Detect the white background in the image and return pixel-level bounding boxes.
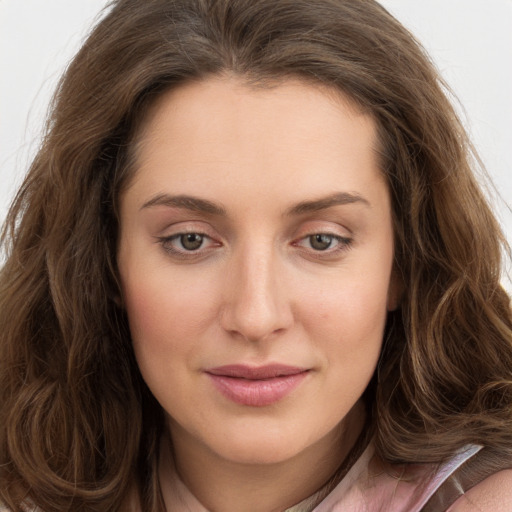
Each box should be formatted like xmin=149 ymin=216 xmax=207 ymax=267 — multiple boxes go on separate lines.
xmin=1 ymin=1 xmax=511 ymax=285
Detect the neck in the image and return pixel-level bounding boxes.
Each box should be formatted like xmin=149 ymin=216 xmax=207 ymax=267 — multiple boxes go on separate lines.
xmin=159 ymin=402 xmax=366 ymax=512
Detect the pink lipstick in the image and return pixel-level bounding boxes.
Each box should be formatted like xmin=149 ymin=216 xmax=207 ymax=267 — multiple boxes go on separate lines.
xmin=206 ymin=364 xmax=309 ymax=407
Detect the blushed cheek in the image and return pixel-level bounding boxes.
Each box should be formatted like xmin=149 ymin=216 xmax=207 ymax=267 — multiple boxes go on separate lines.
xmin=122 ymin=276 xmax=175 ymax=351
xmin=122 ymin=272 xmax=215 ymax=355
xmin=122 ymin=280 xmax=184 ymax=393
xmin=300 ymin=278 xmax=389 ymax=353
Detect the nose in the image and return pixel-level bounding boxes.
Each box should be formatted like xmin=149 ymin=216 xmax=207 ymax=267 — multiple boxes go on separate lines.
xmin=220 ymin=244 xmax=293 ymax=343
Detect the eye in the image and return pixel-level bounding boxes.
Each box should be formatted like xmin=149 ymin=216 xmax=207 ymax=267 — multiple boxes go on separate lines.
xmin=156 ymin=231 xmax=220 ymax=258
xmin=294 ymin=233 xmax=353 ymax=254
xmin=309 ymin=234 xmax=337 ymax=251
xmin=178 ymin=233 xmax=205 ymax=251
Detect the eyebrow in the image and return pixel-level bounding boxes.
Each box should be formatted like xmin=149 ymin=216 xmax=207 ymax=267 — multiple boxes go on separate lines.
xmin=140 ymin=191 xmax=370 ymax=216
xmin=140 ymin=194 xmax=226 ymax=215
xmin=286 ymin=192 xmax=371 ymax=215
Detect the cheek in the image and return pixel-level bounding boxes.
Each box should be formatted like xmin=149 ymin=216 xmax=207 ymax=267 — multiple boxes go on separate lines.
xmin=314 ymin=284 xmax=387 ymax=406
xmin=301 ymin=272 xmax=389 ymax=334
xmin=124 ymin=282 xmax=171 ymax=346
xmin=120 ymin=264 xmax=225 ymax=396
xmin=121 ymin=273 xmax=206 ymax=409
xmin=122 ymin=276 xmax=190 ymax=381
xmin=122 ymin=266 xmax=212 ymax=345
xmin=295 ymin=265 xmax=391 ymax=373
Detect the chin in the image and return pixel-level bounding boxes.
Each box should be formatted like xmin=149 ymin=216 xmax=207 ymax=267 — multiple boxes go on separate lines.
xmin=207 ymin=424 xmax=320 ymax=466
xmin=217 ymin=440 xmax=302 ymax=466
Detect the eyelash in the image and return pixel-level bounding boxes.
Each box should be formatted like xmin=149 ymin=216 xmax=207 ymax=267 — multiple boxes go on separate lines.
xmin=156 ymin=232 xmax=218 ymax=259
xmin=293 ymin=233 xmax=353 ymax=255
xmin=156 ymin=231 xmax=353 ymax=260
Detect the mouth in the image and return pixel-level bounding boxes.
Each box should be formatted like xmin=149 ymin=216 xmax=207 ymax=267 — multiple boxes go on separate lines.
xmin=205 ymin=364 xmax=310 ymax=407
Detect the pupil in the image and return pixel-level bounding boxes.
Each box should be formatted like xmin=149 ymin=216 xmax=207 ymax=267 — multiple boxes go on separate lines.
xmin=310 ymin=234 xmax=333 ymax=251
xmin=181 ymin=233 xmax=203 ymax=250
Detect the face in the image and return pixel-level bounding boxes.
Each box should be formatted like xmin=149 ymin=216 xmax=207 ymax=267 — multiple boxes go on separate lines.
xmin=118 ymin=77 xmax=397 ymax=467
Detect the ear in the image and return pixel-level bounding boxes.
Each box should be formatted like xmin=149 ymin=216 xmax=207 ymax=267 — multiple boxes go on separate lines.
xmin=386 ymin=269 xmax=403 ymax=311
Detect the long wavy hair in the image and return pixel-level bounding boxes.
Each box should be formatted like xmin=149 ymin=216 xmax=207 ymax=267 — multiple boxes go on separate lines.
xmin=1 ymin=0 xmax=511 ymax=510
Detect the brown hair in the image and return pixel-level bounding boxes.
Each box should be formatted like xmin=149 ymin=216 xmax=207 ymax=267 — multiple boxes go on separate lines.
xmin=1 ymin=0 xmax=511 ymax=510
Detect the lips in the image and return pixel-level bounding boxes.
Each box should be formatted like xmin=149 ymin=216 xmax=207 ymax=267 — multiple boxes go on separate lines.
xmin=205 ymin=364 xmax=309 ymax=407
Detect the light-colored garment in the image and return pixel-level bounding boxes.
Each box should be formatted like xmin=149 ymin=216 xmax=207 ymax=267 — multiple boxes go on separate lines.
xmin=0 ymin=442 xmax=481 ymax=511
xmin=300 ymin=442 xmax=481 ymax=512
xmin=162 ymin=441 xmax=481 ymax=511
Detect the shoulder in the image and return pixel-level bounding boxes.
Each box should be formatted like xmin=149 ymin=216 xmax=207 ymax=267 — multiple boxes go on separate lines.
xmin=447 ymin=469 xmax=512 ymax=511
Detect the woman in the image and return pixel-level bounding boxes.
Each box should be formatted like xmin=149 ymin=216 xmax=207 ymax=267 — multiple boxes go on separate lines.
xmin=1 ymin=0 xmax=511 ymax=510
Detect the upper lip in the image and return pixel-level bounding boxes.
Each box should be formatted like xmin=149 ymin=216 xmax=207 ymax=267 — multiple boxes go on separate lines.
xmin=206 ymin=364 xmax=309 ymax=380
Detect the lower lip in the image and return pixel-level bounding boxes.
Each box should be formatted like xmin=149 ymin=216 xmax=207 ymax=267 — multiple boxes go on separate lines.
xmin=207 ymin=372 xmax=308 ymax=407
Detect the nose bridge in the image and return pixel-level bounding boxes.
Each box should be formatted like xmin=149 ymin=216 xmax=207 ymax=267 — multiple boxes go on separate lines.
xmin=221 ymin=239 xmax=291 ymax=341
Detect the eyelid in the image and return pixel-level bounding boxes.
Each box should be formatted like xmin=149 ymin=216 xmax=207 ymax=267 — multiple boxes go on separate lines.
xmin=154 ymin=220 xmax=219 ymax=240
xmin=293 ymin=233 xmax=353 ymax=250
xmin=290 ymin=219 xmax=355 ymax=259
xmin=154 ymin=222 xmax=223 ymax=259
xmin=291 ymin=219 xmax=352 ymax=240
xmin=156 ymin=232 xmax=222 ymax=260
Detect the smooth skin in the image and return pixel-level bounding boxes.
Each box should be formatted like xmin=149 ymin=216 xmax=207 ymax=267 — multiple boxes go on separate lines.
xmin=117 ymin=76 xmax=402 ymax=511
xmin=117 ymin=76 xmax=397 ymax=511
xmin=448 ymin=470 xmax=512 ymax=511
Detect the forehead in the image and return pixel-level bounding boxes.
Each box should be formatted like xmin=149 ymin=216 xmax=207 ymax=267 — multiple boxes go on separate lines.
xmin=131 ymin=76 xmax=376 ymax=161
xmin=122 ymin=76 xmax=386 ymax=213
